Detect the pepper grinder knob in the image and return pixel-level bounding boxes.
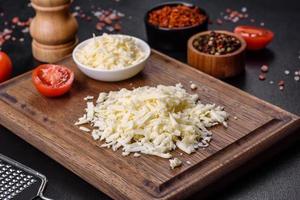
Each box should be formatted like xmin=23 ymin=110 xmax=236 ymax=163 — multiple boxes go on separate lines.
xmin=30 ymin=0 xmax=78 ymax=63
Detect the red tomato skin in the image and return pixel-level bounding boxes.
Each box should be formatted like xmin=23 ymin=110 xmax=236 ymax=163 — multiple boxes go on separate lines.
xmin=32 ymin=64 xmax=74 ymax=97
xmin=0 ymin=52 xmax=13 ymax=83
xmin=234 ymin=26 xmax=274 ymax=50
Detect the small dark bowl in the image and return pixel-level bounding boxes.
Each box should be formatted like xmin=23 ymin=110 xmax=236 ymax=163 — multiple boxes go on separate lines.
xmin=144 ymin=2 xmax=209 ymax=51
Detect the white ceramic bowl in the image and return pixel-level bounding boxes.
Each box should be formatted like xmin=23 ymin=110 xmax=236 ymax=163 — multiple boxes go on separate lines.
xmin=72 ymin=34 xmax=151 ymax=82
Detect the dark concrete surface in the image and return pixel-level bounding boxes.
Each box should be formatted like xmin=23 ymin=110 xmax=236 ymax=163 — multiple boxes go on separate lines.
xmin=0 ymin=0 xmax=299 ymax=199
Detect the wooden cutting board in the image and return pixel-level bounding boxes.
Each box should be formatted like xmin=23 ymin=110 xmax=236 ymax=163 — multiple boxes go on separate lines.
xmin=0 ymin=50 xmax=299 ymax=200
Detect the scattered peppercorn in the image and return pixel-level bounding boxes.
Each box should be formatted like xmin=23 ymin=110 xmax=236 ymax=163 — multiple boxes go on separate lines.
xmin=261 ymin=64 xmax=269 ymax=72
xmin=216 ymin=18 xmax=223 ymax=25
xmin=279 ymin=86 xmax=284 ymax=91
xmin=278 ymin=80 xmax=285 ymax=86
xmin=12 ymin=17 xmax=19 ymax=24
xmin=113 ymin=23 xmax=122 ymax=31
xmin=80 ymin=13 xmax=86 ymax=19
xmin=259 ymin=74 xmax=266 ymax=80
xmin=96 ymin=22 xmax=105 ymax=31
xmin=216 ymin=6 xmax=259 ymax=25
xmin=85 ymin=16 xmax=92 ymax=21
xmin=104 ymin=17 xmax=113 ymax=25
xmin=284 ymin=70 xmax=290 ymax=75
xmin=73 ymin=6 xmax=125 ymax=33
xmin=192 ymin=31 xmax=241 ymax=55
xmin=148 ymin=5 xmax=207 ymax=29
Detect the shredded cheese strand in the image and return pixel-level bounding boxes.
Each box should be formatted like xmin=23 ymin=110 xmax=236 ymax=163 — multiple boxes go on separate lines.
xmin=76 ymin=84 xmax=229 ymax=159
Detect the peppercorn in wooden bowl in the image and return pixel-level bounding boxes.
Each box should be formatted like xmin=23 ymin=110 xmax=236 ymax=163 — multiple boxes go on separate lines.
xmin=144 ymin=2 xmax=209 ymax=51
xmin=188 ymin=30 xmax=247 ymax=78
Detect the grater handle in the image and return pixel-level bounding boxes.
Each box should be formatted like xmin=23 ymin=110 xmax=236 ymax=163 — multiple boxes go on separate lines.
xmin=39 ymin=194 xmax=54 ymax=200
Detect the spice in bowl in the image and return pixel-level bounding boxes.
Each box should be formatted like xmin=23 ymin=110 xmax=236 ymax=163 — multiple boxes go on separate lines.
xmin=148 ymin=5 xmax=207 ymax=29
xmin=192 ymin=31 xmax=241 ymax=55
xmin=188 ymin=31 xmax=246 ymax=78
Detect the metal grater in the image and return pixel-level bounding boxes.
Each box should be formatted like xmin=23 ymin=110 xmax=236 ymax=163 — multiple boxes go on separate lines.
xmin=0 ymin=154 xmax=52 ymax=200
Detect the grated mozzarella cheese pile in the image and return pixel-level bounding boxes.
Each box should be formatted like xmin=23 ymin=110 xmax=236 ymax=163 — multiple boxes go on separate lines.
xmin=75 ymin=84 xmax=228 ymax=161
xmin=76 ymin=33 xmax=145 ymax=70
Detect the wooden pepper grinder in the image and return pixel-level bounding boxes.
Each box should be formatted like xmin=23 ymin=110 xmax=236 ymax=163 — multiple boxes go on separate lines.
xmin=30 ymin=0 xmax=78 ymax=63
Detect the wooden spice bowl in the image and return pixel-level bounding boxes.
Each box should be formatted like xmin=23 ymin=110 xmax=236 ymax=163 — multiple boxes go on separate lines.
xmin=187 ymin=30 xmax=247 ymax=78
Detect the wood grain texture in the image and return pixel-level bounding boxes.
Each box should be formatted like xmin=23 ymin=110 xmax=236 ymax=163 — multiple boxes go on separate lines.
xmin=0 ymin=50 xmax=299 ymax=200
xmin=187 ymin=31 xmax=246 ymax=78
xmin=30 ymin=0 xmax=78 ymax=62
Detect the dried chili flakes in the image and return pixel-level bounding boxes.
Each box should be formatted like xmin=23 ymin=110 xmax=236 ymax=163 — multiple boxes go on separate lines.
xmin=148 ymin=5 xmax=207 ymax=29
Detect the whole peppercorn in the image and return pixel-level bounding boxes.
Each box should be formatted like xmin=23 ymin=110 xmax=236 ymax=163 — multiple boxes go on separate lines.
xmin=192 ymin=31 xmax=241 ymax=55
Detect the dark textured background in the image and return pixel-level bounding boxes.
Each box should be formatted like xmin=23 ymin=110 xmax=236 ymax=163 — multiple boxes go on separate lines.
xmin=0 ymin=0 xmax=299 ymax=199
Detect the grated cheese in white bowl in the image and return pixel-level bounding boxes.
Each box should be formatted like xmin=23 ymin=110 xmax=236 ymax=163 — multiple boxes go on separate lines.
xmin=75 ymin=84 xmax=229 ymax=169
xmin=73 ymin=34 xmax=151 ymax=82
xmin=75 ymin=33 xmax=145 ymax=70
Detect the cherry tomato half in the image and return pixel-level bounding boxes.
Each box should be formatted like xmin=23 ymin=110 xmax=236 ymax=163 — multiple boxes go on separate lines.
xmin=234 ymin=26 xmax=274 ymax=50
xmin=32 ymin=64 xmax=74 ymax=97
xmin=0 ymin=51 xmax=13 ymax=83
